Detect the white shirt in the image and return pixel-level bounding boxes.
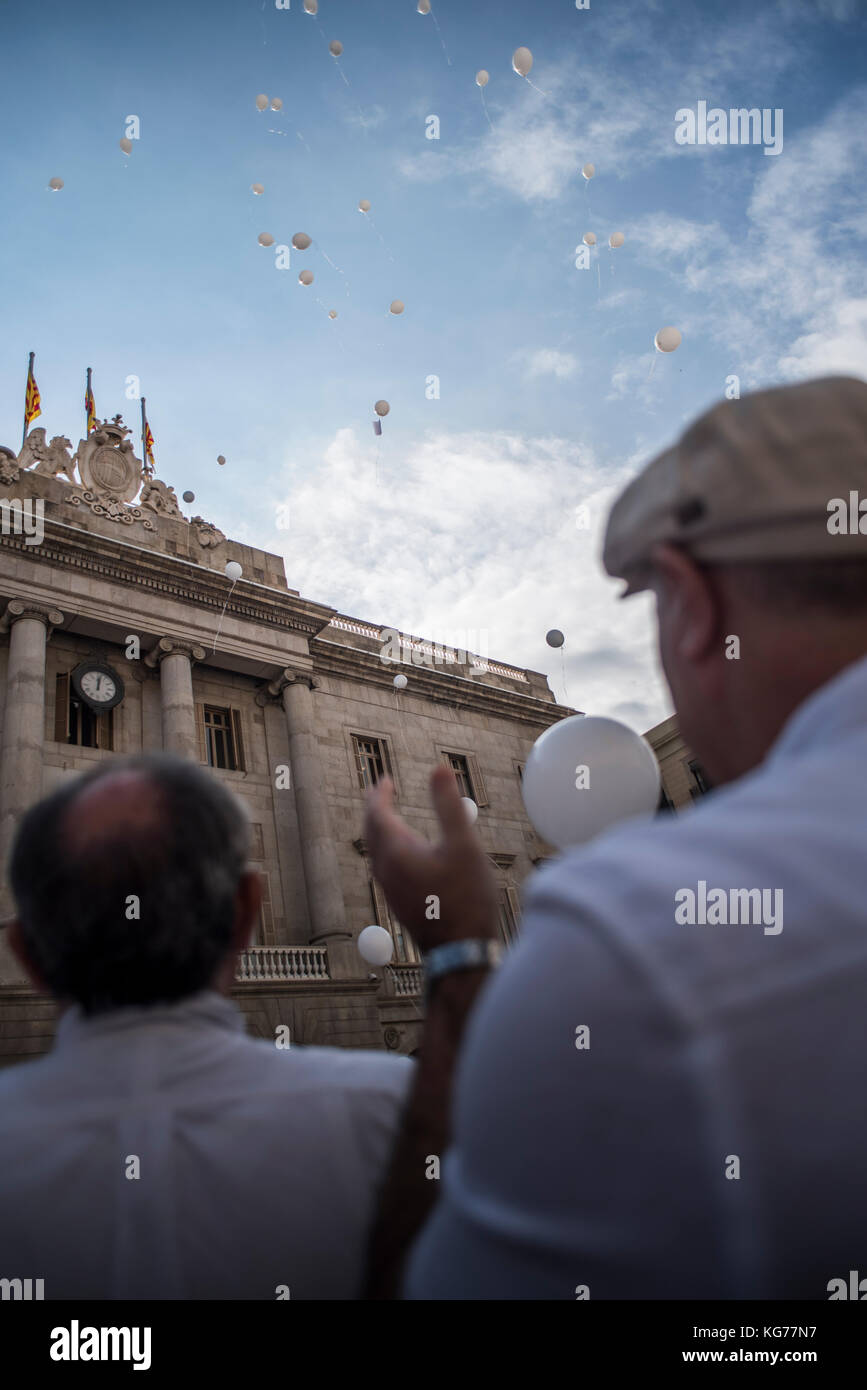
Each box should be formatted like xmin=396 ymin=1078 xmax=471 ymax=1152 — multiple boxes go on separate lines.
xmin=0 ymin=991 xmax=411 ymax=1299
xmin=407 ymin=654 xmax=867 ymax=1300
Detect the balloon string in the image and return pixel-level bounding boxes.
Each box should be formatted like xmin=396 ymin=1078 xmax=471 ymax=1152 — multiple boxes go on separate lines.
xmin=560 ymin=647 xmax=570 ymax=705
xmin=430 ymin=10 xmax=452 ymax=66
xmin=213 ymin=579 xmax=238 ymax=654
xmin=374 ymin=436 xmax=381 ymax=488
xmin=296 ymin=130 xmax=312 ymax=154
xmin=648 ymin=355 xmax=657 ymax=380
xmin=523 ymin=76 xmax=549 ymax=98
xmin=363 ymin=213 xmax=396 ymax=263
xmin=480 ymin=88 xmax=494 ymax=132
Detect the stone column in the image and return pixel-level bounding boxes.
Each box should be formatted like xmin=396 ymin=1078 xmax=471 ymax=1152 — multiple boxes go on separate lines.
xmin=145 ymin=638 xmax=206 ymax=760
xmin=0 ymin=601 xmax=64 ymax=979
xmin=264 ymin=668 xmax=349 ymax=951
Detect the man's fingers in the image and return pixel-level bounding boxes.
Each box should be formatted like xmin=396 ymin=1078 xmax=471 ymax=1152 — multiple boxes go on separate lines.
xmin=430 ymin=764 xmax=474 ymax=845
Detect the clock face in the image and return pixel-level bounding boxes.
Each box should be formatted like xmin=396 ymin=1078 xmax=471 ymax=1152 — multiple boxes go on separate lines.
xmin=80 ymin=670 xmax=117 ymax=703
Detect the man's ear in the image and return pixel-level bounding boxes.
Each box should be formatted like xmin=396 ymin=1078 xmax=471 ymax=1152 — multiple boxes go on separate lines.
xmin=232 ymin=870 xmax=262 ymax=952
xmin=650 ymin=543 xmax=719 ymax=663
xmin=4 ymin=919 xmax=50 ymax=993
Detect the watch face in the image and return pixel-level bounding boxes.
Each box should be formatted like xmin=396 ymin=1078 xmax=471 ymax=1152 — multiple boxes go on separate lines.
xmin=80 ymin=670 xmax=117 ymax=704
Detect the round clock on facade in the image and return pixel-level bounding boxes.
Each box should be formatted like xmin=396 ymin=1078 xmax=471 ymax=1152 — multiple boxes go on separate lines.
xmin=70 ymin=661 xmax=125 ymax=712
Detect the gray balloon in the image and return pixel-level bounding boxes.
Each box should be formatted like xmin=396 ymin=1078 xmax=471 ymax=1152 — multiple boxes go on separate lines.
xmin=182 ymin=491 xmax=195 ymax=503
xmin=546 ymin=629 xmax=565 ymax=648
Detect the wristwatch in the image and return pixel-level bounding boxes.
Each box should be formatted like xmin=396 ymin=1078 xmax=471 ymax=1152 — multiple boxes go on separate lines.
xmin=423 ymin=939 xmax=504 ymax=1004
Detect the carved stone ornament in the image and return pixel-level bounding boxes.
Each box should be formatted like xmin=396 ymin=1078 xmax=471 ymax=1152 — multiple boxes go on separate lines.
xmin=140 ymin=478 xmax=183 ymax=519
xmin=0 ymin=448 xmax=20 ymax=485
xmin=74 ymin=417 xmax=142 ymax=503
xmin=66 ymin=488 xmax=155 ymax=530
xmin=190 ymin=515 xmax=226 ymax=548
xmin=17 ymin=428 xmax=77 ymax=483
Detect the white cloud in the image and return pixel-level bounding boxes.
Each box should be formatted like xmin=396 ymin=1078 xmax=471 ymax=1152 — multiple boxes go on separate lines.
xmin=266 ymin=427 xmax=671 ymax=733
xmin=521 ymin=348 xmax=580 ymax=380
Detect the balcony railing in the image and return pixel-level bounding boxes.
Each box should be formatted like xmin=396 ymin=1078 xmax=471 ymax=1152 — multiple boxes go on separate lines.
xmin=388 ymin=964 xmax=424 ymax=997
xmin=236 ymin=946 xmax=329 ymax=983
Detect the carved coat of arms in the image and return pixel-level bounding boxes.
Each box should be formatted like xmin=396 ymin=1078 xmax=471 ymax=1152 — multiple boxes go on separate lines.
xmin=74 ymin=417 xmax=143 ymax=503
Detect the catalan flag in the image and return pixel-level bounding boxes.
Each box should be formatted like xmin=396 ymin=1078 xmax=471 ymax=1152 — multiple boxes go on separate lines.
xmin=24 ymin=354 xmax=41 ymax=429
xmin=85 ymin=368 xmax=96 ymax=434
xmin=144 ymin=419 xmax=155 ymax=472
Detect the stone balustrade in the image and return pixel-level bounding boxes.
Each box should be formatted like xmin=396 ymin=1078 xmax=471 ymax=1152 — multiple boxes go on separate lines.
xmin=236 ymin=946 xmax=329 ymax=983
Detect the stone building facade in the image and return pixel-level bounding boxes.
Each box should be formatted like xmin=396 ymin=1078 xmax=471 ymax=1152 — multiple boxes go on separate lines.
xmin=644 ymin=714 xmax=711 ymax=810
xmin=0 ymin=417 xmax=571 ymax=1067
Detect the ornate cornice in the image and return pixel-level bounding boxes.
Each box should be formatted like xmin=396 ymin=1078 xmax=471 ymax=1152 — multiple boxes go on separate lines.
xmin=0 ymin=521 xmax=336 ymax=640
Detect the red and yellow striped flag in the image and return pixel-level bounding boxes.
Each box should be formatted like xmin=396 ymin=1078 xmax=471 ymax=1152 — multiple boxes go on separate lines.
xmin=85 ymin=377 xmax=96 ymax=434
xmin=24 ymin=361 xmax=41 ymax=428
xmin=144 ymin=419 xmax=155 ymax=472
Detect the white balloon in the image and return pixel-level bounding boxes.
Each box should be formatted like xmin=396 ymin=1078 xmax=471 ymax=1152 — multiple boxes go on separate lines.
xmin=583 ymin=232 xmax=597 ymax=247
xmin=292 ymin=232 xmax=312 ymax=250
xmin=225 ymin=561 xmax=243 ymax=582
xmin=521 ymin=715 xmax=660 ymax=849
xmin=304 ymin=0 xmax=318 ymax=13
xmin=258 ymin=232 xmax=274 ymax=247
xmin=417 ymin=0 xmax=431 ymax=12
xmin=389 ymin=300 xmax=405 ymax=315
xmin=512 ymin=47 xmax=533 ymax=77
xmin=255 ymin=94 xmax=269 ymax=111
xmin=328 ymin=310 xmax=338 ymax=319
xmin=217 ymin=455 xmax=226 ymax=465
xmin=119 ymin=137 xmax=132 ymax=155
xmin=374 ymin=400 xmax=390 ymax=417
xmin=270 ymin=97 xmax=283 ymax=112
xmin=251 ymin=182 xmax=264 ymax=195
xmin=476 ymin=70 xmax=490 ymax=88
xmin=329 ymin=40 xmax=343 ymax=57
xmin=609 ymin=231 xmax=625 ymax=249
xmin=393 ymin=673 xmax=408 ymax=690
xmin=358 ymin=198 xmax=371 ymax=213
xmin=654 ymin=326 xmax=682 ymax=353
xmin=582 ymin=163 xmax=595 ymax=180
xmin=461 ymin=797 xmax=479 ymax=824
xmin=48 ymin=177 xmax=64 ymax=190
xmin=298 ymin=269 xmax=314 ymax=285
xmin=358 ymin=925 xmax=394 ymax=965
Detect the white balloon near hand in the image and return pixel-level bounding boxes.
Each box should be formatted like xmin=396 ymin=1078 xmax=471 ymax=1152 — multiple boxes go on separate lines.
xmin=521 ymin=715 xmax=660 ymax=849
xmin=461 ymin=797 xmax=479 ymax=825
xmin=225 ymin=561 xmax=243 ymax=582
xmin=358 ymin=925 xmax=394 ymax=965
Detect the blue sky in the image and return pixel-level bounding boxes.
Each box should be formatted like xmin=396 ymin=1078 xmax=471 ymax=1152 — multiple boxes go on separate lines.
xmin=2 ymin=0 xmax=866 ymax=731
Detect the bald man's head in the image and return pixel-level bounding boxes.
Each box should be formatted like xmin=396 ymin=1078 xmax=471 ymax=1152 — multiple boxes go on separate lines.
xmin=8 ymin=755 xmax=252 ymax=1014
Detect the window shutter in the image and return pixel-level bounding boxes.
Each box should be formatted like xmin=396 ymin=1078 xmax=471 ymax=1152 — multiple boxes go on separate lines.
xmin=195 ymin=702 xmax=207 ymax=763
xmin=505 ymin=886 xmax=522 ymax=931
xmin=370 ymin=877 xmax=390 ymax=930
xmin=468 ymin=753 xmax=489 ymax=806
xmin=231 ymin=708 xmax=246 ymax=772
xmin=54 ymin=672 xmax=70 ymax=743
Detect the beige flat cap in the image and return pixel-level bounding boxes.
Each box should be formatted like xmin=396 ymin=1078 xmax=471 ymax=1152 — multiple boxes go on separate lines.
xmin=603 ymin=375 xmax=867 ymax=596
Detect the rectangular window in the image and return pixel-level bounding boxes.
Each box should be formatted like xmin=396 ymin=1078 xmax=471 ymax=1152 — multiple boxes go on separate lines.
xmin=439 ymin=749 xmax=489 ymax=807
xmin=498 ymin=887 xmax=521 ymax=946
xmin=687 ymin=759 xmax=711 ymax=798
xmin=352 ymin=735 xmax=391 ymax=790
xmin=258 ymin=872 xmax=274 ymax=945
xmin=250 ymin=822 xmax=265 ymax=860
xmin=202 ymin=705 xmax=245 ymax=772
xmin=55 ymin=672 xmax=113 ymax=750
xmin=370 ymin=879 xmax=419 ymax=965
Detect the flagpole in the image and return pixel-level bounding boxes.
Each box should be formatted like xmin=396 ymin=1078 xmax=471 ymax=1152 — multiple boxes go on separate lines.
xmin=23 ymin=351 xmax=35 ymax=449
xmin=86 ymin=367 xmax=93 ymax=435
xmin=140 ymin=396 xmax=147 ymax=473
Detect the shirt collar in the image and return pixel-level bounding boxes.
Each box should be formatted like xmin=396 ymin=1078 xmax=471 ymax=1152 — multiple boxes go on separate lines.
xmin=769 ymin=652 xmax=867 ymax=765
xmin=55 ymin=989 xmax=245 ymax=1050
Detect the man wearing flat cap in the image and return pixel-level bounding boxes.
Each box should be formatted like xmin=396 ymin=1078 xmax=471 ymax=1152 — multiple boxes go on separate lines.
xmin=362 ymin=376 xmax=867 ymax=1300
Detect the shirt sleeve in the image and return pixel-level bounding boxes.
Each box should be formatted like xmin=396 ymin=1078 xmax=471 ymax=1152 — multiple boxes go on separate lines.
xmin=403 ymin=889 xmax=731 ymax=1300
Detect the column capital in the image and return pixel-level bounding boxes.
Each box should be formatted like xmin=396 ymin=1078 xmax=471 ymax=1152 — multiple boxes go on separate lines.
xmin=0 ymin=600 xmax=64 ymax=635
xmin=255 ymin=667 xmax=318 ymax=706
xmin=144 ymin=636 xmax=208 ymax=669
